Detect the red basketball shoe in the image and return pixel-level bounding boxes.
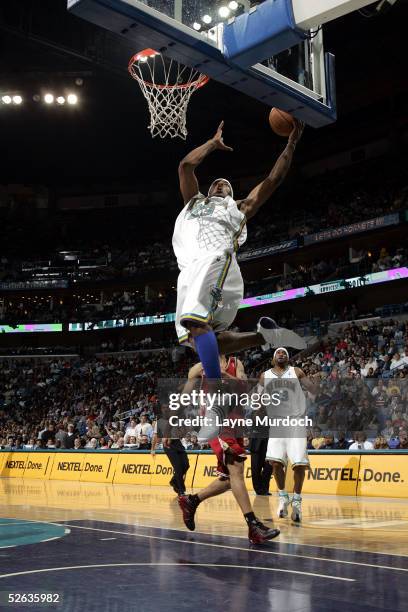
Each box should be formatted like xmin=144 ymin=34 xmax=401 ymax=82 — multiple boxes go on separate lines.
xmin=178 ymin=495 xmax=198 ymax=531
xmin=248 ymin=520 xmax=280 ymax=544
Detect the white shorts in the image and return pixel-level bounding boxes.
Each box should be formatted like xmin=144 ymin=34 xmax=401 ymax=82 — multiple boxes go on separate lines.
xmin=266 ymin=437 xmax=310 ymax=467
xmin=175 ymin=252 xmax=243 ymax=347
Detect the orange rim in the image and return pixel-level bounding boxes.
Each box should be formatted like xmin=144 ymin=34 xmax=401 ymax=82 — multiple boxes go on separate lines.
xmin=128 ymin=51 xmax=209 ymax=91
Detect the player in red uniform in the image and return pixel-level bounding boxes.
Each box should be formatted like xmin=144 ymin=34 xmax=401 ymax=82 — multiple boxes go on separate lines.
xmin=178 ymin=355 xmax=280 ymax=544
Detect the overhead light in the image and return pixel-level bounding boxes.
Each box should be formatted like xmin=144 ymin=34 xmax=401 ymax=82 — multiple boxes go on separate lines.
xmin=193 ymin=22 xmax=201 ymax=31
xmin=12 ymin=95 xmax=23 ymax=105
xmin=44 ymin=93 xmax=54 ymax=104
xmin=202 ymin=14 xmax=212 ymax=24
xmin=56 ymin=96 xmax=66 ymax=105
xmin=1 ymin=95 xmax=12 ymax=104
xmin=67 ymin=93 xmax=78 ymax=105
xmin=219 ymin=6 xmax=231 ymax=18
xmin=229 ymin=1 xmax=239 ymax=10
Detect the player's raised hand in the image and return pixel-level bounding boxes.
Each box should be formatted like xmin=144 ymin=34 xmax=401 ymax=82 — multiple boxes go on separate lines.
xmin=212 ymin=121 xmax=233 ymax=151
xmin=288 ymin=119 xmax=305 ymax=145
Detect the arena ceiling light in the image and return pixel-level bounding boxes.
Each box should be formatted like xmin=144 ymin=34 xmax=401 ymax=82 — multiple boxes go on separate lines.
xmin=202 ymin=14 xmax=212 ymax=24
xmin=44 ymin=93 xmax=54 ymax=104
xmin=67 ymin=93 xmax=78 ymax=105
xmin=1 ymin=95 xmax=12 ymax=104
xmin=193 ymin=22 xmax=201 ymax=30
xmin=12 ymin=95 xmax=23 ymax=105
xmin=218 ymin=6 xmax=231 ymax=18
xmin=229 ymin=1 xmax=239 ymax=9
xmin=56 ymin=96 xmax=66 ymax=105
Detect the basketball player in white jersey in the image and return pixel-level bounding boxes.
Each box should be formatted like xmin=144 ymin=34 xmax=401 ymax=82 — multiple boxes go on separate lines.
xmin=178 ymin=355 xmax=280 ymax=544
xmin=261 ymin=347 xmax=315 ymax=523
xmin=173 ymin=120 xmax=305 ymax=390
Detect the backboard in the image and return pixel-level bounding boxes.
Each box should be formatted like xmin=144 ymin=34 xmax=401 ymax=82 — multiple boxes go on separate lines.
xmin=68 ymin=0 xmax=336 ymax=127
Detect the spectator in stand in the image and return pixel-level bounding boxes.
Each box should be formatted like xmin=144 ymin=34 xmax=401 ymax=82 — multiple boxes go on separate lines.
xmin=348 ymin=432 xmax=374 ymax=450
xmin=373 ymin=436 xmax=389 ymax=449
xmin=181 ymin=432 xmax=192 ymax=449
xmin=86 ymin=419 xmax=101 ymax=440
xmin=388 ymin=436 xmax=400 ymax=449
xmin=55 ymin=423 xmax=68 ymax=449
xmin=73 ymin=437 xmax=83 ymax=450
xmin=85 ymin=437 xmax=99 ymax=449
xmin=311 ymin=426 xmax=326 ymax=449
xmin=99 ymin=437 xmax=111 ymax=449
xmin=138 ymin=435 xmax=151 ymax=450
xmin=398 ymin=431 xmax=408 ymax=449
xmin=23 ymin=437 xmax=36 ymax=450
xmin=124 ymin=436 xmax=138 ymax=449
xmin=135 ymin=414 xmax=153 ymax=442
xmin=320 ymin=432 xmax=337 ymax=449
xmin=124 ymin=418 xmax=138 ymax=443
xmin=381 ymin=419 xmax=394 ymax=438
xmin=335 ymin=431 xmax=349 ymax=449
xmin=66 ymin=424 xmax=76 ymax=449
xmin=391 ymin=353 xmax=408 ymax=371
xmin=392 ymin=409 xmax=407 ymax=429
xmin=41 ymin=423 xmax=56 ymax=445
xmin=187 ymin=435 xmax=201 ymax=450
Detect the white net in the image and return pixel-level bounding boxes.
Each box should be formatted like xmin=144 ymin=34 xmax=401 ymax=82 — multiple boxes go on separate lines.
xmin=128 ymin=50 xmax=209 ymax=140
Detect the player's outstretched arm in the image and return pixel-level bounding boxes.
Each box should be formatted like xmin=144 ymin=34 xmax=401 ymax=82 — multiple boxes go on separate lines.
xmin=178 ymin=121 xmax=233 ymax=204
xmin=238 ymin=120 xmax=304 ymax=219
xmin=182 ymin=362 xmax=204 ymax=394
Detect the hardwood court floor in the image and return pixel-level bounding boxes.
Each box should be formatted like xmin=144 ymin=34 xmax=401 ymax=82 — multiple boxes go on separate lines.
xmin=1 ymin=479 xmax=407 ymax=555
xmin=0 ymin=479 xmax=407 ymax=612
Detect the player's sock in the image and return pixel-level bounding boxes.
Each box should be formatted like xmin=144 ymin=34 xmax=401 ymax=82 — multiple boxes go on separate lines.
xmin=244 ymin=511 xmax=256 ymax=525
xmin=194 ymin=331 xmax=222 ymax=379
xmin=279 ymin=489 xmax=288 ymax=496
xmin=293 ymin=492 xmax=302 ymax=501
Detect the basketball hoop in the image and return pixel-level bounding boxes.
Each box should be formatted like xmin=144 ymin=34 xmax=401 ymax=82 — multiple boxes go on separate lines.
xmin=128 ymin=49 xmax=209 ymax=140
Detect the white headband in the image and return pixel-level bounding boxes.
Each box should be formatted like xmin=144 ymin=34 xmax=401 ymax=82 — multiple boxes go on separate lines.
xmin=273 ymin=347 xmax=289 ymax=360
xmin=208 ymin=178 xmax=234 ymax=199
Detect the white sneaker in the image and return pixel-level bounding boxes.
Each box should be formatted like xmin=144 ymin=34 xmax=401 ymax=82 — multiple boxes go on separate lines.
xmin=257 ymin=317 xmax=307 ymax=351
xmin=291 ymin=498 xmax=302 ymax=523
xmin=197 ymin=408 xmax=222 ymax=443
xmin=277 ymin=493 xmax=290 ymax=518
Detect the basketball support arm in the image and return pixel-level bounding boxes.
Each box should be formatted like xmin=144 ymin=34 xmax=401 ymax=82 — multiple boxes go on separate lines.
xmin=223 ymin=0 xmax=384 ymax=67
xmin=67 ymin=0 xmax=380 ymax=127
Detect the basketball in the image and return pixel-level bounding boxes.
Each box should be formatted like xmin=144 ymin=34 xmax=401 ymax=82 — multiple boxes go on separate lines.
xmin=269 ymin=107 xmax=294 ymax=137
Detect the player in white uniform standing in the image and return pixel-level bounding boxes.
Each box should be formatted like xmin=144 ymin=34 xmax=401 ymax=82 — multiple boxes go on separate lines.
xmin=173 ymin=121 xmax=305 ymax=389
xmin=261 ymin=348 xmax=315 ymax=523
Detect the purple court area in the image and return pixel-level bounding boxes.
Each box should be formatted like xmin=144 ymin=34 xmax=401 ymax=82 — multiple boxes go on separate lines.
xmin=0 ymin=517 xmax=407 ymax=612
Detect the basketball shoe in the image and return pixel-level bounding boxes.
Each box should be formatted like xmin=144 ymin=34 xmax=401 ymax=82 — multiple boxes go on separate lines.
xmin=178 ymin=495 xmax=198 ymax=531
xmin=277 ymin=492 xmax=290 ymax=518
xmin=257 ymin=316 xmax=307 ymax=350
xmin=248 ymin=520 xmax=280 ymax=544
xmin=291 ymin=497 xmax=302 ymax=523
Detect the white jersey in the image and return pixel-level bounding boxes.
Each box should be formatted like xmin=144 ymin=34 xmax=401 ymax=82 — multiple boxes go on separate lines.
xmin=172 ymin=193 xmax=247 ymax=270
xmin=263 ymin=366 xmax=306 ymax=418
